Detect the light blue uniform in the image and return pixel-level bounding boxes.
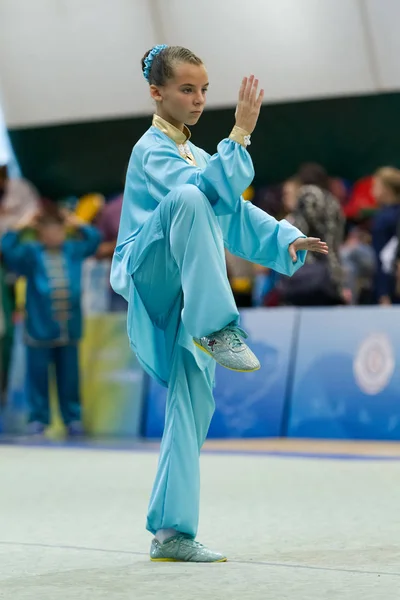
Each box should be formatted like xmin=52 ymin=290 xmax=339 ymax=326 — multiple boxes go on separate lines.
xmin=111 ymin=115 xmax=306 ymax=538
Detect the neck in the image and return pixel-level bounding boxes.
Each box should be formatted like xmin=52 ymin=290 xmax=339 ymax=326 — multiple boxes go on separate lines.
xmin=156 ymin=109 xmax=184 ymax=132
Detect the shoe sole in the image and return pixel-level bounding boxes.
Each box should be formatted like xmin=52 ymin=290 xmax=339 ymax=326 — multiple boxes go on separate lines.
xmin=193 ymin=340 xmax=260 ymax=373
xmin=150 ymin=557 xmax=228 ymax=563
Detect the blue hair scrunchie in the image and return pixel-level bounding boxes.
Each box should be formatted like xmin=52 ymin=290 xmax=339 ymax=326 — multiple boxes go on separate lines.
xmin=143 ymin=44 xmax=168 ymax=82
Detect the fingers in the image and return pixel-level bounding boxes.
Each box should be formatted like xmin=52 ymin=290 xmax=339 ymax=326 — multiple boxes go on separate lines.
xmin=296 ymin=237 xmax=329 ymax=254
xmin=312 ymin=241 xmax=329 ymax=254
xmin=243 ymin=75 xmax=254 ymax=101
xmin=256 ymin=88 xmax=265 ymax=109
xmin=240 ymin=74 xmax=264 ymax=106
xmin=249 ymin=78 xmax=259 ymax=105
xmin=289 ymin=244 xmax=298 ymax=263
xmin=238 ymin=77 xmax=247 ymax=102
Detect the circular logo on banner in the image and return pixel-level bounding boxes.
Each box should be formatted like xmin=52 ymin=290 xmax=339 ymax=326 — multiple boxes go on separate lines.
xmin=353 ymin=333 xmax=395 ymax=395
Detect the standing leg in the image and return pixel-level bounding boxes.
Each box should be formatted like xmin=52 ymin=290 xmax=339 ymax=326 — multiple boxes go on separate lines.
xmin=26 ymin=346 xmax=51 ymax=426
xmin=54 ymin=344 xmax=81 ymax=426
xmin=147 ymin=344 xmax=215 ymax=538
xmin=130 ymin=185 xmax=237 ymax=561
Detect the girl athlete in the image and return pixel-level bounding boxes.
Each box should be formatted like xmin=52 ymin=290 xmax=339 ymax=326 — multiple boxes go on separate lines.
xmin=111 ymin=45 xmax=328 ymax=562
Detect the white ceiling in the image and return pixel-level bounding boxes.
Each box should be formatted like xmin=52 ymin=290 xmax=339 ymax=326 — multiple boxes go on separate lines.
xmin=0 ymin=0 xmax=397 ymax=127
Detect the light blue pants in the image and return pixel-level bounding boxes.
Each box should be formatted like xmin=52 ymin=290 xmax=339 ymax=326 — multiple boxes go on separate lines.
xmin=133 ymin=184 xmax=239 ymax=538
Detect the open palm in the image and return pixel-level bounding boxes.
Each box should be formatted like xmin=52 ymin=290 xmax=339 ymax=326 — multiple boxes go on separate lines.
xmin=288 ymin=237 xmax=328 ymax=262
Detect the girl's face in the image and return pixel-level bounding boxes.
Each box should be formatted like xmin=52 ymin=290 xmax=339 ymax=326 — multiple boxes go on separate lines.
xmin=151 ymin=62 xmax=209 ymax=129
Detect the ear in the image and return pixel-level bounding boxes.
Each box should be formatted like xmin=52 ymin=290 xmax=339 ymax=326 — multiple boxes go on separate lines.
xmin=150 ymin=84 xmax=164 ymax=102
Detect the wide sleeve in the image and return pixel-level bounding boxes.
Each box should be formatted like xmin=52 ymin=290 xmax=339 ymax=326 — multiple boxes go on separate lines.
xmin=218 ymin=199 xmax=307 ymax=276
xmin=0 ymin=231 xmax=35 ymax=276
xmin=142 ymin=138 xmax=254 ymax=216
xmin=69 ymin=225 xmax=102 ymax=259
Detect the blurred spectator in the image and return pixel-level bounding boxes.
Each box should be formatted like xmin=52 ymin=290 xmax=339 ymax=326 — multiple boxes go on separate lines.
xmin=282 ymin=177 xmax=301 ymax=218
xmin=253 ymin=177 xmax=301 ymax=307
xmin=395 ymin=217 xmax=400 ymax=298
xmin=340 ymin=227 xmax=376 ymax=305
xmin=0 ymin=210 xmax=101 ymax=436
xmin=252 ymin=184 xmax=283 ymax=219
xmin=0 ymin=163 xmax=41 ymax=397
xmin=74 ymin=193 xmax=105 ymax=224
xmin=95 ymin=193 xmax=123 ymax=259
xmin=252 ymin=263 xmax=281 ymax=307
xmin=0 ymin=163 xmax=40 ymax=237
xmin=0 ymin=259 xmax=14 ymax=406
xmin=329 ymin=177 xmax=350 ymax=209
xmin=344 ymin=175 xmax=377 ymax=222
xmin=370 ymin=167 xmax=400 ymax=305
xmin=95 ymin=193 xmax=127 ymax=311
xmin=279 ymin=163 xmax=346 ymax=306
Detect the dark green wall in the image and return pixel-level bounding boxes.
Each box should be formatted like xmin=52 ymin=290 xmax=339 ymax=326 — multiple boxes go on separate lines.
xmin=8 ymin=91 xmax=400 ymax=199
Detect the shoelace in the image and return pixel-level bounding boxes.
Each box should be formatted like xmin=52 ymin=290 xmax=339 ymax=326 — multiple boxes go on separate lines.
xmin=180 ymin=534 xmax=202 ymax=546
xmin=222 ymin=325 xmax=248 ymax=349
xmin=178 ymin=535 xmax=205 ymax=553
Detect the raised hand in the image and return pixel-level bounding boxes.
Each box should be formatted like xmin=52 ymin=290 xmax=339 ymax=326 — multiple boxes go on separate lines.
xmin=288 ymin=237 xmax=329 ymax=263
xmin=235 ymin=75 xmax=264 ymax=134
xmin=61 ymin=209 xmax=85 ymax=228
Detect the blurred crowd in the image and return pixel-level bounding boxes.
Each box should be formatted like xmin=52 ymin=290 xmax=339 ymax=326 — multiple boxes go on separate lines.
xmin=1 ymin=159 xmax=400 ymax=434
xmin=228 ymin=163 xmax=400 ymax=310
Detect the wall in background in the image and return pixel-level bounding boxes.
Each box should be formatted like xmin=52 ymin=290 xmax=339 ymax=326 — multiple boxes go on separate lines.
xmin=9 ymin=91 xmax=400 ymax=198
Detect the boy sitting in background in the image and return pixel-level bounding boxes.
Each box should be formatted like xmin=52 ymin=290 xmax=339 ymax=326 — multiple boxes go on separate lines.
xmin=1 ymin=210 xmax=101 ymax=436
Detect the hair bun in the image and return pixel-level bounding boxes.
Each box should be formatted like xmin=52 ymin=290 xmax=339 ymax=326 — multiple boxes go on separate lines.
xmin=141 ymin=45 xmax=168 ymax=82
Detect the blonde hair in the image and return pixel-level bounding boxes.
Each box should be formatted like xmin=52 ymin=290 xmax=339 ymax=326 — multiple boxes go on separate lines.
xmin=375 ymin=167 xmax=400 ymax=200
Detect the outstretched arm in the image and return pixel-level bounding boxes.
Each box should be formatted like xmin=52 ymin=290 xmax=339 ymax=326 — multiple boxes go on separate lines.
xmin=219 ymin=199 xmax=328 ymax=276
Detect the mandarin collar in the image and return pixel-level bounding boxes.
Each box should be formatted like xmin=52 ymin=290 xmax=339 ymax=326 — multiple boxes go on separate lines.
xmin=152 ymin=114 xmax=191 ymax=144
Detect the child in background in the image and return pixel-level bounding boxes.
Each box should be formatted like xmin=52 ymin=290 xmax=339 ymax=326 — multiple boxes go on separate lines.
xmin=1 ymin=210 xmax=101 ymax=436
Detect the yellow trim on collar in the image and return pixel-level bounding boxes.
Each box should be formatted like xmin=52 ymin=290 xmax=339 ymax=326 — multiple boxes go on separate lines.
xmin=152 ymin=114 xmax=191 ymax=144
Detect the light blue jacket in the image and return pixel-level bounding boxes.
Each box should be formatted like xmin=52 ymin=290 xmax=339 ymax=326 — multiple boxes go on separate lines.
xmin=111 ymin=116 xmax=306 ymax=385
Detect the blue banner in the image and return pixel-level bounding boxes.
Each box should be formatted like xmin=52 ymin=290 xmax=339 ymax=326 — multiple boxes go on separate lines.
xmin=287 ymin=307 xmax=400 ymax=440
xmin=144 ymin=308 xmax=298 ymax=438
